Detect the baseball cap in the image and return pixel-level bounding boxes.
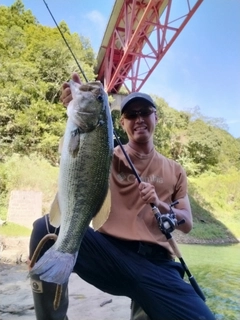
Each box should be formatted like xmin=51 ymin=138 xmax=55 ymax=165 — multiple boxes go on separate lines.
xmin=120 ymin=92 xmax=156 ymax=114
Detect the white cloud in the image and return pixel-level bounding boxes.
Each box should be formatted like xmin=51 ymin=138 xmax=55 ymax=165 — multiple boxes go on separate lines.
xmin=86 ymin=10 xmax=106 ymax=31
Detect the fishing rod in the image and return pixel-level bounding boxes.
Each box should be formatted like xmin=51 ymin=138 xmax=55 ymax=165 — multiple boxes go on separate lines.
xmin=43 ymin=0 xmax=87 ymax=82
xmin=42 ymin=0 xmax=206 ymax=302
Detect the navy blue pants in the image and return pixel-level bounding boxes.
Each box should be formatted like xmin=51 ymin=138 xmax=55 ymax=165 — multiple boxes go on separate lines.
xmin=29 ymin=216 xmax=215 ymax=320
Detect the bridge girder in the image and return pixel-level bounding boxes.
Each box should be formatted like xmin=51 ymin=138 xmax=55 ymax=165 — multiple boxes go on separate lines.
xmin=95 ymin=0 xmax=203 ymax=94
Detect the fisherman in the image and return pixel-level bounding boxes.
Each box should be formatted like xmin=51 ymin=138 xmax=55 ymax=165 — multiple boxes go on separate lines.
xmin=28 ymin=72 xmax=215 ymax=320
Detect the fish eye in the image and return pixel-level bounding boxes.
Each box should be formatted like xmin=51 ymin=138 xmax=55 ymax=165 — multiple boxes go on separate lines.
xmin=97 ymin=95 xmax=103 ymax=102
xmin=98 ymin=120 xmax=104 ymax=126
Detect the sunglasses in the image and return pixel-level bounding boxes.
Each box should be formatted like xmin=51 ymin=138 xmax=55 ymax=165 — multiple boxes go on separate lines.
xmin=123 ymin=107 xmax=155 ymax=120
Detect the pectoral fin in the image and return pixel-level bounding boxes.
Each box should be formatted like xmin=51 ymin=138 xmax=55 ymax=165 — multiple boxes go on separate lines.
xmin=58 ymin=136 xmax=64 ymax=154
xmin=49 ymin=193 xmax=61 ymax=228
xmin=68 ymin=129 xmax=81 ymax=157
xmin=92 ymin=189 xmax=111 ymax=230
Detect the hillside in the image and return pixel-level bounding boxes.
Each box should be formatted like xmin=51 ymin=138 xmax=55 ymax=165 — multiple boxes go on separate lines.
xmin=0 ymin=1 xmax=239 ymax=243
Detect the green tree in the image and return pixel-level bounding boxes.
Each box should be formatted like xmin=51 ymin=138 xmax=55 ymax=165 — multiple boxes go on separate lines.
xmin=0 ymin=1 xmax=96 ymax=164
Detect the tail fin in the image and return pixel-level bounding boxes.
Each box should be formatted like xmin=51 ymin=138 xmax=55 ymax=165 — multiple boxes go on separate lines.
xmin=29 ymin=247 xmax=78 ymax=285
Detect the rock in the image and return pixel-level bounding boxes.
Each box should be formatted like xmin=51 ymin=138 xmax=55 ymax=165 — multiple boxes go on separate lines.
xmin=0 ymin=264 xmax=131 ymax=320
xmin=0 ymin=250 xmax=29 ymax=264
xmin=0 ymin=237 xmax=29 ymax=264
xmin=0 ymin=304 xmax=34 ymax=314
xmin=0 ymin=219 xmax=7 ymax=226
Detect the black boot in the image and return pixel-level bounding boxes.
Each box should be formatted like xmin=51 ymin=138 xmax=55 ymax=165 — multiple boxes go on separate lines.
xmin=30 ymin=274 xmax=69 ymax=320
xmin=130 ymin=300 xmax=150 ymax=320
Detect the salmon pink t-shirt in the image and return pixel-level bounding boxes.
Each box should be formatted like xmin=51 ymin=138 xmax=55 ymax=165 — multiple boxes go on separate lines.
xmin=99 ymin=144 xmax=187 ymax=255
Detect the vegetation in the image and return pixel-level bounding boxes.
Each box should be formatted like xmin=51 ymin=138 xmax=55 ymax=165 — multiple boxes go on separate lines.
xmin=0 ymin=222 xmax=31 ymax=236
xmin=189 ymin=170 xmax=240 ymax=239
xmin=0 ymin=1 xmax=239 ymax=241
xmin=0 ymin=0 xmax=96 ymax=164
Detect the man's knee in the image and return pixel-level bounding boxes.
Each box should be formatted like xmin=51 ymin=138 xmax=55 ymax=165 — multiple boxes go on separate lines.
xmin=29 ymin=215 xmax=59 ymax=260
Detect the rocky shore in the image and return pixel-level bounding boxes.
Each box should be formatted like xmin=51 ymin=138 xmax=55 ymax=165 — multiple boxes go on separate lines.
xmin=0 ymin=234 xmax=239 ymax=320
xmin=0 ymin=237 xmax=131 ymax=320
xmin=0 ymin=231 xmax=238 ymax=267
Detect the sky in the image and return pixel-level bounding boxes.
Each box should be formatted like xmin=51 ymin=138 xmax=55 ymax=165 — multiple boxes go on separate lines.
xmin=1 ymin=0 xmax=240 ymax=138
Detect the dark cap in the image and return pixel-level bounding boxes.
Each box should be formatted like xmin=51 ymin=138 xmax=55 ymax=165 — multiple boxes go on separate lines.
xmin=120 ymin=92 xmax=156 ymax=114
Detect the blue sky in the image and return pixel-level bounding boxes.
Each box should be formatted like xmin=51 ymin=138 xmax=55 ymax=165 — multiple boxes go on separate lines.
xmin=1 ymin=0 xmax=240 ymax=138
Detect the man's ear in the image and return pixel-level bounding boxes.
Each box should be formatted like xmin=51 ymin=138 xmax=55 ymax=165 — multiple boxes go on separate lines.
xmin=120 ymin=117 xmax=125 ymax=130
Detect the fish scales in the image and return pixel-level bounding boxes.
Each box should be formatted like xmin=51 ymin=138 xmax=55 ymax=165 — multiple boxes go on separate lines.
xmin=58 ymin=102 xmax=112 ymax=253
xmin=30 ymin=81 xmax=113 ymax=284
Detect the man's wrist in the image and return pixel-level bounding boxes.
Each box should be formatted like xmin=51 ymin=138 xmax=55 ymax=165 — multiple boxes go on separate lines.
xmin=156 ymin=199 xmax=169 ymax=214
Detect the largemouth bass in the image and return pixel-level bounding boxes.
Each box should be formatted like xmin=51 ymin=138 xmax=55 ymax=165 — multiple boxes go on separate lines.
xmin=30 ymin=80 xmax=113 ymax=284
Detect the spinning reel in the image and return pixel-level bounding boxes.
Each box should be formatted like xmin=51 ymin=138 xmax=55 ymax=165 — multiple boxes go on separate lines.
xmin=153 ymin=200 xmax=185 ymax=235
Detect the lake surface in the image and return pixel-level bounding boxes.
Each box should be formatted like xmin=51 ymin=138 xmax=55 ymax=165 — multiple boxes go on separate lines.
xmin=179 ymin=243 xmax=240 ymax=320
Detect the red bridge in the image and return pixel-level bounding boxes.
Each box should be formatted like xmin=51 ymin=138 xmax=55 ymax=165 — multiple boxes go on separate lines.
xmin=95 ymin=0 xmax=203 ymax=94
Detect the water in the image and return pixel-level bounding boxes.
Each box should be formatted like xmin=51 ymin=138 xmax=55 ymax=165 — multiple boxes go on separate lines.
xmin=179 ymin=243 xmax=240 ymax=320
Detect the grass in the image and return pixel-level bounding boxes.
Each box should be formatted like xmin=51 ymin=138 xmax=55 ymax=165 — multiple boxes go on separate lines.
xmin=190 ymin=222 xmax=225 ymax=239
xmin=0 ymin=222 xmax=31 ymax=237
xmin=0 ymin=153 xmax=59 ymax=218
xmin=188 ymin=172 xmax=240 ymax=240
xmin=0 ymin=154 xmax=240 ymax=242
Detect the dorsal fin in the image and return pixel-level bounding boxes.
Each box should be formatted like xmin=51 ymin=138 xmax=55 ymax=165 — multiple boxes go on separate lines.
xmin=91 ymin=189 xmax=111 ymax=230
xmin=49 ymin=193 xmax=61 ymax=228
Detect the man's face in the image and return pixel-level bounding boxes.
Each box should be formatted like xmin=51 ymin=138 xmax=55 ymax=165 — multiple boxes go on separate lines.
xmin=120 ymin=100 xmax=157 ymax=144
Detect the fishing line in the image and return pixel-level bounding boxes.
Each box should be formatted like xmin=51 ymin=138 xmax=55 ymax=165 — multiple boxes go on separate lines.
xmin=42 ymin=0 xmax=206 ymax=302
xmin=43 ymin=0 xmax=88 ymax=82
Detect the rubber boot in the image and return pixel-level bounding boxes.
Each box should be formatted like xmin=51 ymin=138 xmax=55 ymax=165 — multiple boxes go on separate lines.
xmin=130 ymin=300 xmax=150 ymax=320
xmin=30 ymin=274 xmax=69 ymax=320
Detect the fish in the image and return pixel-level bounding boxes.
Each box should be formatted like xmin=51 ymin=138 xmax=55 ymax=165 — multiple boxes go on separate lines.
xmin=29 ymin=80 xmax=113 ymax=285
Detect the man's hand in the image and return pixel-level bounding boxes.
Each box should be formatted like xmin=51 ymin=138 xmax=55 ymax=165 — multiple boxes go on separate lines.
xmin=60 ymin=72 xmax=81 ymax=107
xmin=139 ymin=181 xmax=170 ymax=213
xmin=139 ymin=182 xmax=170 ymax=212
xmin=139 ymin=182 xmax=192 ymax=233
xmin=139 ymin=182 xmax=161 ymax=207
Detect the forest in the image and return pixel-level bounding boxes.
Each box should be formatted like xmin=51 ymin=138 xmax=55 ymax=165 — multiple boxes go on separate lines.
xmin=0 ymin=1 xmax=239 ymax=241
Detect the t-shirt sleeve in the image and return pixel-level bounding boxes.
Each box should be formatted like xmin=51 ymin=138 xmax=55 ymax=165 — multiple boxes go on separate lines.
xmin=172 ymin=165 xmax=188 ymax=201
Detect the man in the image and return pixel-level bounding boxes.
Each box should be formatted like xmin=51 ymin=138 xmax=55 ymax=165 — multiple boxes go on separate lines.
xmin=28 ymin=73 xmax=215 ymax=320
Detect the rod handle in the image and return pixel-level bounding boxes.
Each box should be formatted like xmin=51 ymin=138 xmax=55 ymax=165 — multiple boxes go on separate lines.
xmin=167 ymin=237 xmax=206 ymax=301
xmin=189 ymin=275 xmax=206 ymax=301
